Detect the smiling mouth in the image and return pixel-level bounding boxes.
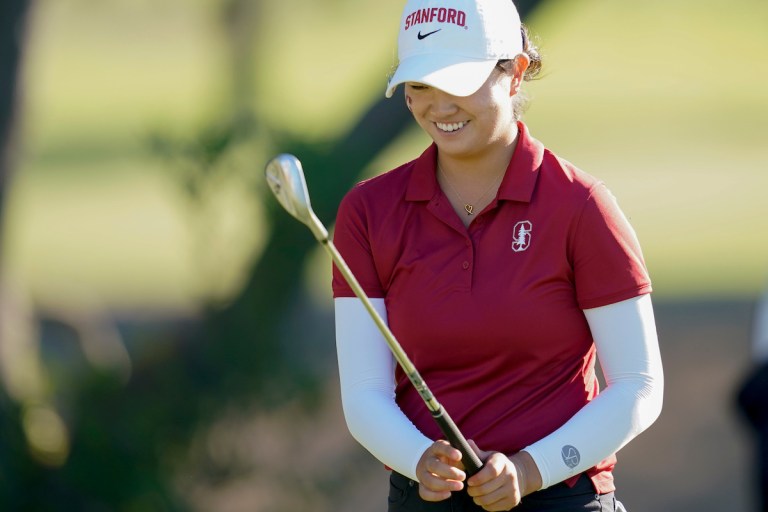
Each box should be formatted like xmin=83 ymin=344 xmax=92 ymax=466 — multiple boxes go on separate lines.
xmin=435 ymin=121 xmax=468 ymax=133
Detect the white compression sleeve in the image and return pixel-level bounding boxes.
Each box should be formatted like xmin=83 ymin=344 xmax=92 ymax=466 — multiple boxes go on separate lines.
xmin=523 ymin=294 xmax=664 ymax=489
xmin=334 ymin=297 xmax=434 ymax=481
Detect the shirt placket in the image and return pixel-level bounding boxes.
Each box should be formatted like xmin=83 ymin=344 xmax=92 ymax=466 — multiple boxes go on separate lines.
xmin=427 ymin=197 xmax=475 ymax=291
xmin=464 ymin=215 xmax=490 ymax=290
xmin=460 ymin=231 xmax=474 ymax=290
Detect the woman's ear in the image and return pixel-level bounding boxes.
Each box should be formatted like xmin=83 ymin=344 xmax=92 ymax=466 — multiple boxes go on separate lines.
xmin=510 ymin=53 xmax=530 ymax=95
xmin=405 ymin=93 xmax=413 ymax=112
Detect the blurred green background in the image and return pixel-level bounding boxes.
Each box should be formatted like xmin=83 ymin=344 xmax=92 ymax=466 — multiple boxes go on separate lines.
xmin=0 ymin=0 xmax=766 ymax=510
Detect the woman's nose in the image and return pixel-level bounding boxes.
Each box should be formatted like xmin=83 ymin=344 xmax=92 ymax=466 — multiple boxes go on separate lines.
xmin=429 ymin=90 xmax=459 ymax=117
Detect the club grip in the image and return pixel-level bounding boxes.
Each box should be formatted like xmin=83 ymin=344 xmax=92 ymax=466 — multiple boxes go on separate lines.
xmin=431 ymin=407 xmax=483 ymax=477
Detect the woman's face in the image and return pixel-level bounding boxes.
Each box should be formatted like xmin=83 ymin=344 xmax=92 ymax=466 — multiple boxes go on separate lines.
xmin=405 ymin=56 xmax=528 ymax=161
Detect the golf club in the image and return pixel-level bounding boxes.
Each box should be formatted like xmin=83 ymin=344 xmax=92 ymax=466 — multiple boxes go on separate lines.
xmin=265 ymin=153 xmax=483 ymax=476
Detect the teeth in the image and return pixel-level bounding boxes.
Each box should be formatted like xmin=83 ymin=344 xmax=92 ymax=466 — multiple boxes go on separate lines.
xmin=436 ymin=121 xmax=466 ymax=132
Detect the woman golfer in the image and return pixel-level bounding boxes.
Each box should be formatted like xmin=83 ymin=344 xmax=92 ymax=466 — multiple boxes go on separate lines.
xmin=332 ymin=0 xmax=664 ymax=510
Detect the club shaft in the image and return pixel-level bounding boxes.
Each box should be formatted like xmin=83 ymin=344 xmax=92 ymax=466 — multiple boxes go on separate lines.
xmin=319 ymin=236 xmax=483 ymax=475
xmin=322 ymin=240 xmax=435 ymax=409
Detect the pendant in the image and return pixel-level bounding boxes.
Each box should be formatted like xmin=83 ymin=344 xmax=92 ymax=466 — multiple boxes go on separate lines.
xmin=464 ymin=204 xmax=474 ymax=215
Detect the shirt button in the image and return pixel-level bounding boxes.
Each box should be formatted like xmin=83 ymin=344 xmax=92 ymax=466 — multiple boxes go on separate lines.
xmin=462 ymin=261 xmax=470 ymax=270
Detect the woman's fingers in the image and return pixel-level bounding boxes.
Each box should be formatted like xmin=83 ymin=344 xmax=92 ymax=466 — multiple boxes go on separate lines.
xmin=466 ymin=448 xmax=522 ymax=511
xmin=416 ymin=440 xmax=467 ymax=501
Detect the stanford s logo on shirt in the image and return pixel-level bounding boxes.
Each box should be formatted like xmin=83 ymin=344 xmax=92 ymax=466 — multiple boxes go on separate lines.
xmin=511 ymin=221 xmax=532 ymax=252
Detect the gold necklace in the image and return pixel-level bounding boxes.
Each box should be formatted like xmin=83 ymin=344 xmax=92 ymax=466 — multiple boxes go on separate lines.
xmin=437 ymin=162 xmax=505 ymax=216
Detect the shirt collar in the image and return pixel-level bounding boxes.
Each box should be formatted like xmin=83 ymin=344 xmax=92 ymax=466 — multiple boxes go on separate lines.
xmin=405 ymin=122 xmax=544 ymax=203
xmin=498 ymin=122 xmax=544 ymax=203
xmin=404 ymin=144 xmax=439 ymax=201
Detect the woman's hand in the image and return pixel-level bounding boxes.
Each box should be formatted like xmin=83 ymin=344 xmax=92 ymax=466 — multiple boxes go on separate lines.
xmin=466 ymin=441 xmax=542 ymax=511
xmin=415 ymin=440 xmax=466 ymax=501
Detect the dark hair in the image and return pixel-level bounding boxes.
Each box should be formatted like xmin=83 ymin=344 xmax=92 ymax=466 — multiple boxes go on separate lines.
xmin=520 ymin=24 xmax=543 ymax=82
xmin=497 ymin=24 xmax=542 ymax=120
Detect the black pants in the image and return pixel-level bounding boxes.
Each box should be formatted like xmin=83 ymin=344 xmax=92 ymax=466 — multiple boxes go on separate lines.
xmin=388 ymin=472 xmax=627 ymax=512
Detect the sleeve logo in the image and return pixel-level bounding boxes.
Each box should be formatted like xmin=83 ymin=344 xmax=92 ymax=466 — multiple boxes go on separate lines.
xmin=511 ymin=221 xmax=532 ymax=252
xmin=561 ymin=445 xmax=580 ymax=469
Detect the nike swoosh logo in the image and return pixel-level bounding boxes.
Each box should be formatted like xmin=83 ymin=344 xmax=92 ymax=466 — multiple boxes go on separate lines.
xmin=417 ymin=29 xmax=442 ymax=40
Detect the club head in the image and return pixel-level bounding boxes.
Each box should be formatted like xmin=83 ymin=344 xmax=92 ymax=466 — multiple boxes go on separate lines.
xmin=264 ymin=154 xmax=329 ymax=241
xmin=265 ymin=154 xmax=314 ymax=224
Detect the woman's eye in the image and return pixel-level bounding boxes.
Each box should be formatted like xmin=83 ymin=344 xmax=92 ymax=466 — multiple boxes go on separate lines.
xmin=407 ymin=83 xmax=429 ymax=91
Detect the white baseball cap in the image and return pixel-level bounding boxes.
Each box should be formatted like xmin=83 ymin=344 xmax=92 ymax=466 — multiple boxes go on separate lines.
xmin=385 ymin=0 xmax=523 ymax=98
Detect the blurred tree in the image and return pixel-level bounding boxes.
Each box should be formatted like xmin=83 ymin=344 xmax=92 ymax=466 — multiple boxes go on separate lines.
xmin=0 ymin=0 xmax=32 ymax=267
xmin=222 ymin=0 xmax=259 ymax=116
xmin=1 ymin=0 xmax=70 ymax=508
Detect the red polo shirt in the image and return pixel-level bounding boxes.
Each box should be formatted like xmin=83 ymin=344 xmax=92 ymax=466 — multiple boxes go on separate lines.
xmin=332 ymin=122 xmax=651 ymax=493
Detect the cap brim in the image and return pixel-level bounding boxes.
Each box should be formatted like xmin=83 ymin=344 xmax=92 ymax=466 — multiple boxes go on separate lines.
xmin=385 ymin=54 xmax=498 ymax=98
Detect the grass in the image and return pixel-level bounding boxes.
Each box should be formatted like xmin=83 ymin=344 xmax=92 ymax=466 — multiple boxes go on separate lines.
xmin=3 ymin=158 xmax=264 ymax=311
xmin=4 ymin=0 xmax=768 ymax=312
